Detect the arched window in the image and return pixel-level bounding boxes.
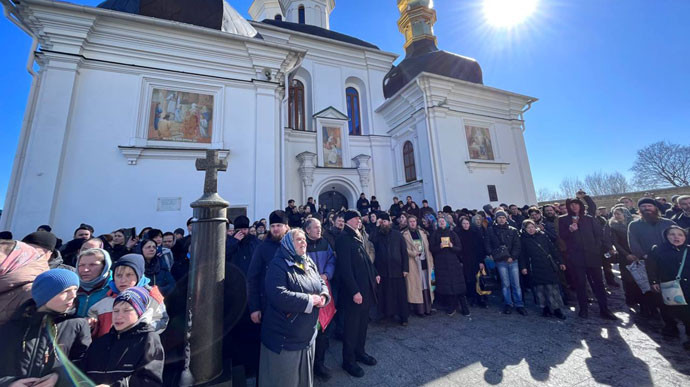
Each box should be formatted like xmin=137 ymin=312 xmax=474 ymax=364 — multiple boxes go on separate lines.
xmin=275 ymin=14 xmax=282 ymax=21
xmin=403 ymin=141 xmax=417 ymax=182
xmin=288 ymin=79 xmax=305 ymax=131
xmin=298 ymin=5 xmax=306 ymax=24
xmin=346 ymin=87 xmax=361 ymax=135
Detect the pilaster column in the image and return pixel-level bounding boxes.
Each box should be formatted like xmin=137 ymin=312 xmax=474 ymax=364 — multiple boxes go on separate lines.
xmin=297 ymin=151 xmax=317 ymax=201
xmin=352 ymin=154 xmax=372 ymax=195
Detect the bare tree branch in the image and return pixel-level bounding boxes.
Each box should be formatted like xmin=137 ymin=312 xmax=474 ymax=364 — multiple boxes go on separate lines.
xmin=632 ymin=141 xmax=690 ymax=188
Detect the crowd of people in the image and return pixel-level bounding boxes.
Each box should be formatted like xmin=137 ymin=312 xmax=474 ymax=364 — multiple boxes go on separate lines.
xmin=1 ymin=191 xmax=689 ymax=387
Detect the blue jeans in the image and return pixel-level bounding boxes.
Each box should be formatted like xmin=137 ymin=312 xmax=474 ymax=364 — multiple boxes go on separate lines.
xmin=496 ymin=260 xmax=524 ymax=307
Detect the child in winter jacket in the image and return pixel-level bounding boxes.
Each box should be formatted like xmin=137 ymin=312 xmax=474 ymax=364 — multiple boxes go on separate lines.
xmin=0 ymin=269 xmax=91 ymax=387
xmin=83 ymin=287 xmax=165 ymax=386
xmin=87 ymin=254 xmax=168 ymax=338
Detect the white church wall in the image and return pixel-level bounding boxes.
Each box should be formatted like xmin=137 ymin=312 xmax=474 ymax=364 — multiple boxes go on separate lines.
xmin=427 ymin=94 xmax=537 ymax=209
xmin=47 ymin=67 xmax=271 ymax=237
xmin=376 ymin=73 xmax=538 ymax=211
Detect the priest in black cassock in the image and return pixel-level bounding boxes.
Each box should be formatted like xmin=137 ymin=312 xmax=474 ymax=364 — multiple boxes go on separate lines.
xmin=369 ymin=213 xmax=410 ymax=325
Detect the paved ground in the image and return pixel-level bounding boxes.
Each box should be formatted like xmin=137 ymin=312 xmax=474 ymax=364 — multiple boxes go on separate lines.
xmin=315 ymin=282 xmax=690 ymax=387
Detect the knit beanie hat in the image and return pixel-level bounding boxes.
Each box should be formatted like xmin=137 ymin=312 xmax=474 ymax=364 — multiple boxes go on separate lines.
xmin=114 ymin=286 xmax=150 ymax=318
xmin=32 ymin=268 xmax=80 ymax=308
xmin=637 ymin=197 xmax=659 ymax=209
xmin=113 ymin=254 xmax=145 ymax=284
xmin=22 ymin=231 xmax=58 ymax=253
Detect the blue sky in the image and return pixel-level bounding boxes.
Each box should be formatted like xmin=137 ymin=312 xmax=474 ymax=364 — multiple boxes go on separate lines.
xmin=1 ymin=0 xmax=689 ymax=208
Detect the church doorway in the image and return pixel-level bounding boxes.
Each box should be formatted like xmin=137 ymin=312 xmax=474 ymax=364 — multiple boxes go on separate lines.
xmin=319 ymin=191 xmax=349 ymax=212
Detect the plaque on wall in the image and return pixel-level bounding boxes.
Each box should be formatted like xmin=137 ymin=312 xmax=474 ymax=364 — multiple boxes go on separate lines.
xmin=157 ymin=197 xmax=182 ymax=211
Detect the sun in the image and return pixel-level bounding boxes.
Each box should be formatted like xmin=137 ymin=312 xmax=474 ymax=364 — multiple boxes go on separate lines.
xmin=483 ymin=0 xmax=539 ymax=27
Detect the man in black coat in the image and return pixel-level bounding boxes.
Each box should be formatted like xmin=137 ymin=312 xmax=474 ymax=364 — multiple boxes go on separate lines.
xmin=335 ymin=210 xmax=380 ymax=378
xmin=369 ymin=213 xmax=409 ymax=325
xmin=672 ymin=195 xmax=690 ymax=231
xmin=356 ymin=193 xmax=370 ymax=216
xmin=558 ymin=198 xmax=618 ymax=320
xmin=389 ymin=197 xmax=403 ymax=220
xmin=224 ymin=215 xmax=261 ymax=377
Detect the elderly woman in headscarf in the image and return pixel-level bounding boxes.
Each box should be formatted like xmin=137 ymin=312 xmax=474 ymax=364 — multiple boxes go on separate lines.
xmin=75 ymin=248 xmax=112 ymax=317
xmin=606 ymin=205 xmax=643 ymax=309
xmin=259 ymin=229 xmax=330 ymax=387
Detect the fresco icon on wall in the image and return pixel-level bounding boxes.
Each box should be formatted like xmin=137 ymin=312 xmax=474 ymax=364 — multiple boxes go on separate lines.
xmin=323 ymin=126 xmax=343 ymax=167
xmin=148 ymin=88 xmax=213 ymax=143
xmin=465 ymin=125 xmax=495 ymax=160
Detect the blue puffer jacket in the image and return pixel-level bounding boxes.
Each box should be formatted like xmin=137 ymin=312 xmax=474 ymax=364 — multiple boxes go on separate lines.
xmin=261 ymin=247 xmax=329 ymax=354
xmin=306 ymin=237 xmax=336 ymax=280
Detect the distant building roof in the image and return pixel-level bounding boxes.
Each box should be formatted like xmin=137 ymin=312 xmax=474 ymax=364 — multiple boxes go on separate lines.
xmin=260 ymin=19 xmax=379 ymax=50
xmin=98 ymin=0 xmax=259 ymax=37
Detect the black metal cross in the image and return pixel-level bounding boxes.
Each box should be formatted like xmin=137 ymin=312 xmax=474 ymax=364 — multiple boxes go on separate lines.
xmin=196 ymin=150 xmax=227 ymax=194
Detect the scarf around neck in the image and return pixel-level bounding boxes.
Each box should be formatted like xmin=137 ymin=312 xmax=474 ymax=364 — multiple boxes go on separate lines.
xmin=77 ymin=248 xmax=112 ymax=292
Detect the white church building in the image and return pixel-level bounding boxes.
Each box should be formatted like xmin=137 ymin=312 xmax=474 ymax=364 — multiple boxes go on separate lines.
xmin=1 ymin=0 xmax=537 ymax=238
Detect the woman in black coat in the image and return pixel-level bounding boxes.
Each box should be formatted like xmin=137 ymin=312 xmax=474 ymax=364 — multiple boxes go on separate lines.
xmin=259 ymin=229 xmax=330 ymax=387
xmin=456 ymin=216 xmax=487 ymax=308
xmin=430 ymin=216 xmax=468 ymax=316
xmin=520 ymin=220 xmax=567 ymax=319
xmin=647 ymin=225 xmax=690 ymax=349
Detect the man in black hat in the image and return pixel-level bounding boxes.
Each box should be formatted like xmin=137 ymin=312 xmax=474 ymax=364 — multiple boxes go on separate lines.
xmin=247 ymin=210 xmax=290 ymax=324
xmin=671 ymin=195 xmax=690 ymax=231
xmin=627 ymin=198 xmax=678 ymax=333
xmin=368 ymin=213 xmax=409 ymax=326
xmin=22 ymin=231 xmax=72 ymax=271
xmin=335 ymin=210 xmax=380 ymax=378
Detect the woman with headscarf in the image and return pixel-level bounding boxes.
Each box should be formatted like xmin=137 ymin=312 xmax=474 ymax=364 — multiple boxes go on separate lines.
xmin=402 ymin=215 xmax=435 ymax=316
xmin=519 ymin=220 xmax=567 ymax=319
xmin=140 ymin=239 xmax=176 ymax=297
xmin=430 ymin=215 xmax=468 ymax=316
xmin=647 ymin=225 xmax=690 ymax=349
xmin=0 ymin=240 xmax=50 ymax=325
xmin=87 ymin=253 xmax=168 ymax=338
xmin=456 ymin=216 xmax=488 ymax=308
xmin=75 ymin=248 xmax=112 ymax=317
xmin=259 ymin=229 xmax=330 ymax=387
xmin=607 ymin=206 xmax=643 ymax=309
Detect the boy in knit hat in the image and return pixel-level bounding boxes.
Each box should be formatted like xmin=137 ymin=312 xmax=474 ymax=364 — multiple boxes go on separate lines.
xmin=83 ymin=287 xmax=165 ymax=386
xmin=0 ymin=269 xmax=92 ymax=387
xmin=87 ymin=254 xmax=168 ymax=338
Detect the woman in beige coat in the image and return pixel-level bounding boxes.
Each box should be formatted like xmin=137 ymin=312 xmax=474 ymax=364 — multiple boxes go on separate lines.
xmin=402 ymin=215 xmax=434 ymax=316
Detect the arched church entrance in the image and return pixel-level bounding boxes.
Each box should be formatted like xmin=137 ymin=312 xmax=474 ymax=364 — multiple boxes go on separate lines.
xmin=314 ymin=178 xmax=358 ymax=212
xmin=319 ymin=190 xmax=348 ymax=212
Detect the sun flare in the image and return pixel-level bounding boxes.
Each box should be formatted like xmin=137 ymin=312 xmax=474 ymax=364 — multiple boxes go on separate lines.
xmin=483 ymin=0 xmax=538 ymax=27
